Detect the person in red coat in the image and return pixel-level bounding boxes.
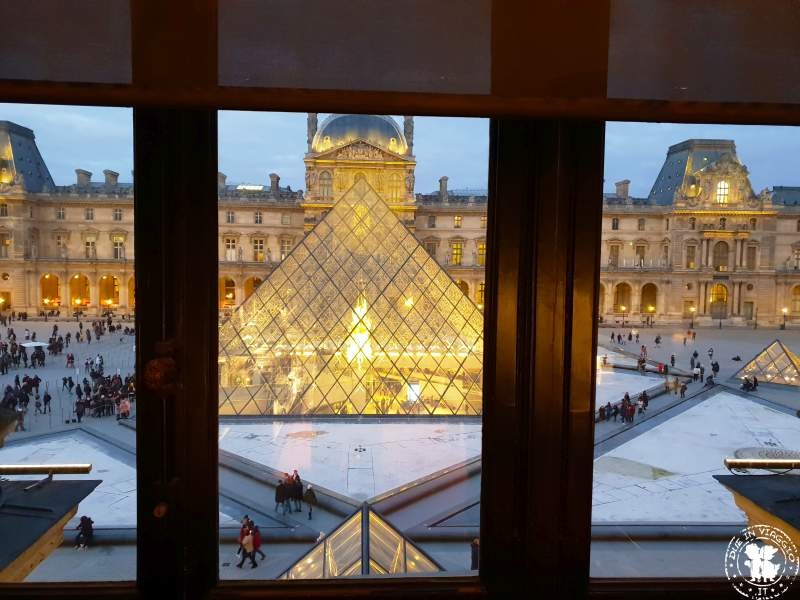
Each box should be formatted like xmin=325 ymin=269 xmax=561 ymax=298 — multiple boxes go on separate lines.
xmin=252 ymin=524 xmax=265 ymax=560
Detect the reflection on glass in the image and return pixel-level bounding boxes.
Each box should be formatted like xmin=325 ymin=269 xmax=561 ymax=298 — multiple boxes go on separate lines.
xmin=593 ymin=124 xmax=800 ymax=579
xmin=219 ymin=112 xmax=487 ymax=580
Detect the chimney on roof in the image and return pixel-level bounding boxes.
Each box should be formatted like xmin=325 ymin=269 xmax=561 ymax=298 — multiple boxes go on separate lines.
xmin=615 ymin=179 xmax=630 ymax=200
xmin=218 ymin=172 xmax=227 ymax=191
xmin=439 ymin=176 xmax=449 ymax=202
xmin=269 ymin=173 xmax=280 ymax=197
xmin=75 ymin=169 xmax=92 ymax=187
xmin=103 ymin=169 xmax=119 ymax=189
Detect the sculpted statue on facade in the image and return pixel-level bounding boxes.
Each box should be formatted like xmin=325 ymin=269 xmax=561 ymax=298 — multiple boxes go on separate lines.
xmin=336 ymin=143 xmax=383 ymax=161
xmin=405 ymin=171 xmax=415 ymax=193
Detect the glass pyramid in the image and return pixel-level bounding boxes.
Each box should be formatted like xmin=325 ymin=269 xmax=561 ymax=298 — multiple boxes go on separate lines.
xmin=279 ymin=505 xmax=441 ymax=579
xmin=219 ymin=179 xmax=484 ymax=416
xmin=734 ymin=339 xmax=800 ymax=386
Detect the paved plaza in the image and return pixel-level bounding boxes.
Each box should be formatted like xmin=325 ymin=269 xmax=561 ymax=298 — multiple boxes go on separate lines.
xmin=3 ymin=321 xmax=800 ymax=581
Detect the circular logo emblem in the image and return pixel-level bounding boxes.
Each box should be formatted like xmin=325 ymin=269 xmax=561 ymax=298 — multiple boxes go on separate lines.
xmin=725 ymin=525 xmax=799 ymax=599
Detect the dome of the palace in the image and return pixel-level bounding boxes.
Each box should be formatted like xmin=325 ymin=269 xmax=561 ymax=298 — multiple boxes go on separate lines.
xmin=312 ymin=114 xmax=407 ymax=155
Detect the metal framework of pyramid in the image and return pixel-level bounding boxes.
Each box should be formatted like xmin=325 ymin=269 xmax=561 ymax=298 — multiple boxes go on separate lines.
xmin=218 ymin=179 xmax=484 ymax=416
xmin=734 ymin=339 xmax=800 ymax=386
xmin=279 ymin=504 xmax=442 ymax=579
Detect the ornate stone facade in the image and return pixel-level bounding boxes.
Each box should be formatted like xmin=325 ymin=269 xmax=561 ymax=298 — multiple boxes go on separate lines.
xmin=0 ymin=116 xmax=488 ymax=316
xmin=601 ymin=139 xmax=800 ymax=327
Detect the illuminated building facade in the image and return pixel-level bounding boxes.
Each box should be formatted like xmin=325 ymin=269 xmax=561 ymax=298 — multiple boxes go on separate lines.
xmin=218 ymin=179 xmax=483 ymax=416
xmin=0 ymin=116 xmax=487 ymax=316
xmin=601 ymin=139 xmax=800 ymax=326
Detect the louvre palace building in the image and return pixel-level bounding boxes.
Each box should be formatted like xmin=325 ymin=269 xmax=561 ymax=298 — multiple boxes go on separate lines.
xmin=3 ymin=117 xmax=798 ymax=329
xmin=602 ymin=138 xmax=800 ymax=327
xmin=0 ymin=115 xmax=487 ymax=318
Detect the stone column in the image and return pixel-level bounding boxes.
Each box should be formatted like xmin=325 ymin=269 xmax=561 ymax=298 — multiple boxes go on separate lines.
xmin=731 ymin=281 xmax=739 ymax=315
xmin=119 ymin=277 xmax=129 ymax=309
xmin=632 ymin=283 xmax=641 ymax=315
xmin=700 ymin=281 xmax=708 ymax=314
xmin=699 ymin=239 xmax=706 ymax=267
xmin=60 ymin=273 xmax=68 ymax=310
xmin=90 ymin=276 xmax=99 ymax=315
xmin=656 ymin=286 xmax=666 ymax=316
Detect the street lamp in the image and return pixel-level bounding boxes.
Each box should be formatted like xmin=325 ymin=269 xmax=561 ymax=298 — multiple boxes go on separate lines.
xmin=647 ymin=304 xmax=655 ymax=327
xmin=689 ymin=305 xmax=696 ymax=329
xmin=620 ymin=305 xmax=627 ymax=327
xmin=782 ymin=307 xmax=788 ymax=330
xmin=754 ymin=306 xmax=758 ymax=329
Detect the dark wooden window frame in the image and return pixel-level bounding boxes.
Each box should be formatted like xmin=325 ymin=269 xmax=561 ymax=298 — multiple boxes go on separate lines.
xmin=0 ymin=2 xmax=796 ymax=599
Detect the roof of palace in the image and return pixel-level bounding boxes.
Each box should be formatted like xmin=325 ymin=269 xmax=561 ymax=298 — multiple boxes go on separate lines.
xmin=647 ymin=139 xmax=739 ymax=205
xmin=313 ymin=114 xmax=408 ymax=155
xmin=0 ymin=121 xmax=56 ymax=193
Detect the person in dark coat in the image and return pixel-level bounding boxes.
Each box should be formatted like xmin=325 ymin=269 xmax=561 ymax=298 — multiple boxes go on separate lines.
xmin=303 ymin=484 xmax=318 ymax=520
xmin=275 ymin=481 xmax=286 ymax=515
xmin=470 ymin=538 xmax=480 ymax=570
xmin=75 ymin=516 xmax=94 ymax=549
xmin=75 ymin=400 xmax=85 ymax=423
xmin=291 ymin=470 xmax=303 ymax=512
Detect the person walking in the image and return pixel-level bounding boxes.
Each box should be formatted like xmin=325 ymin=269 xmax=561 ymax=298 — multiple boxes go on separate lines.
xmin=693 ymin=365 xmax=700 ymax=382
xmin=236 ymin=528 xmax=257 ymax=569
xmin=303 ymin=484 xmax=318 ymax=520
xmin=670 ymin=354 xmax=675 ymax=367
xmin=74 ymin=516 xmax=94 ymax=550
xmin=252 ymin=524 xmax=266 ymax=561
xmin=692 ymin=330 xmax=696 ymax=341
xmin=708 ymin=347 xmax=714 ymax=360
xmin=680 ymin=383 xmax=687 ymax=398
xmin=699 ymin=364 xmax=705 ymax=380
xmin=75 ymin=399 xmax=84 ymax=423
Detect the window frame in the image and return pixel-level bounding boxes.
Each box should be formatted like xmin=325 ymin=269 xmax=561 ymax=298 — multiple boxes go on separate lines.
xmin=0 ymin=1 xmax=791 ymax=599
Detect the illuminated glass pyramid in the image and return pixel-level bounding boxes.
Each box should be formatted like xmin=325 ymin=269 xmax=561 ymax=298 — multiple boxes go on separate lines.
xmin=734 ymin=339 xmax=800 ymax=387
xmin=279 ymin=505 xmax=441 ymax=579
xmin=218 ymin=179 xmax=483 ymax=416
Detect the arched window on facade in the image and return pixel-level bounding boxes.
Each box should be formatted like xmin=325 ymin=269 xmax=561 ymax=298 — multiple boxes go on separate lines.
xmin=713 ymin=241 xmax=729 ymax=272
xmin=719 ymin=217 xmax=727 ymax=230
xmin=319 ymin=171 xmax=332 ymax=200
xmin=749 ymin=218 xmax=757 ymax=230
xmin=716 ymin=180 xmax=729 ymax=204
xmin=689 ymin=217 xmax=696 ymax=230
xmin=388 ymin=173 xmax=402 ymax=200
xmin=637 ymin=218 xmax=645 ymax=231
xmin=611 ymin=217 xmax=619 ymax=230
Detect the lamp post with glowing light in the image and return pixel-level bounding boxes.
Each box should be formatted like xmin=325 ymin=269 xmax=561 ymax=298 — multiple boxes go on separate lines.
xmin=620 ymin=305 xmax=627 ymax=327
xmin=782 ymin=307 xmax=788 ymax=330
xmin=647 ymin=304 xmax=655 ymax=328
xmin=689 ymin=305 xmax=696 ymax=329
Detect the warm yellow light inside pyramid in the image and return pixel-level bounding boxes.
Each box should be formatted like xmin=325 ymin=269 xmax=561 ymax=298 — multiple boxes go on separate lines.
xmin=346 ymin=293 xmax=373 ymax=366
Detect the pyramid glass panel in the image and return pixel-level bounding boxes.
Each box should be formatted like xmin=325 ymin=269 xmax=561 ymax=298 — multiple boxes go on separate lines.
xmin=735 ymin=339 xmax=800 ymax=386
xmin=278 ymin=506 xmax=441 ymax=579
xmin=219 ymin=180 xmax=484 ymax=415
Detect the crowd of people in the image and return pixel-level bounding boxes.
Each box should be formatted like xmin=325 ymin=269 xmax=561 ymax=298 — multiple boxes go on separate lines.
xmin=274 ymin=470 xmax=317 ymax=520
xmin=597 ymin=329 xmax=723 ymax=425
xmin=0 ymin=316 xmax=135 ymax=431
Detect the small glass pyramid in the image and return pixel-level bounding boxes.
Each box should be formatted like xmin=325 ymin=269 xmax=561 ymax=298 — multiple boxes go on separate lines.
xmin=734 ymin=339 xmax=800 ymax=386
xmin=219 ymin=179 xmax=484 ymax=416
xmin=279 ymin=505 xmax=441 ymax=579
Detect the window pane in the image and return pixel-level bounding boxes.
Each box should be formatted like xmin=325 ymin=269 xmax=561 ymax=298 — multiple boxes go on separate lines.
xmin=218 ymin=1 xmax=490 ymax=94
xmin=608 ymin=0 xmax=800 ymax=103
xmin=0 ymin=105 xmax=135 ymax=582
xmin=0 ymin=1 xmax=131 ymax=84
xmin=218 ymin=112 xmax=488 ymax=579
xmin=594 ymin=122 xmax=800 ymax=579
